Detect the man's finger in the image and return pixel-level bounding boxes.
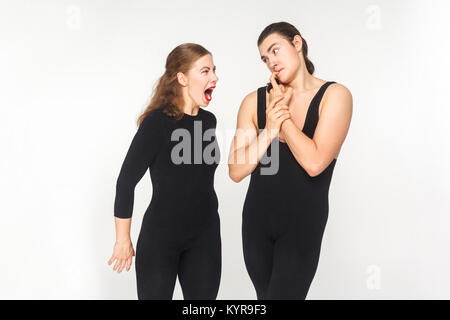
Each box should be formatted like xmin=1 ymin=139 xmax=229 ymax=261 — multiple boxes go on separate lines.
xmin=267 ymin=95 xmax=284 ymax=112
xmin=270 ymin=72 xmax=282 ymax=95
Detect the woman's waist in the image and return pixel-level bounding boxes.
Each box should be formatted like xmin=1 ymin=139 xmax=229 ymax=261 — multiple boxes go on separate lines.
xmin=149 ymin=189 xmax=218 ymax=210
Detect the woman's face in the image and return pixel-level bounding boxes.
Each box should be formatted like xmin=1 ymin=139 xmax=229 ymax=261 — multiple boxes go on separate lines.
xmin=258 ymin=33 xmax=302 ymax=84
xmin=184 ymin=54 xmax=218 ymax=107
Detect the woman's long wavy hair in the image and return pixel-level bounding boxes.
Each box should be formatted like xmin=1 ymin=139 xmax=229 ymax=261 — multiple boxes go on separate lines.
xmin=257 ymin=21 xmax=315 ymax=75
xmin=137 ymin=43 xmax=211 ymax=126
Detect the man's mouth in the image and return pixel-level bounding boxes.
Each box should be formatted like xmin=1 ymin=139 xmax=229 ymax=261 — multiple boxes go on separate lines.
xmin=204 ymin=86 xmax=216 ymax=102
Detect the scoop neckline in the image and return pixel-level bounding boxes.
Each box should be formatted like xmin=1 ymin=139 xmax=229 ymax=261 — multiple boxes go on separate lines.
xmin=183 ymin=108 xmax=202 ymax=118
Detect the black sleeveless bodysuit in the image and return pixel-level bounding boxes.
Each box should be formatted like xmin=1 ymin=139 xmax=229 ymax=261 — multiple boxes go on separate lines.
xmin=242 ymin=81 xmax=337 ymax=299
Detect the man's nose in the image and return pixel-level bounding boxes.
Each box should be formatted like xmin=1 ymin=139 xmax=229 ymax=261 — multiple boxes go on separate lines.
xmin=268 ymin=58 xmax=277 ymax=71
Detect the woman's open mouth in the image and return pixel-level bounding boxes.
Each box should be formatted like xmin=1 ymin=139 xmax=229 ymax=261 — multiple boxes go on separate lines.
xmin=204 ymin=86 xmax=216 ymax=102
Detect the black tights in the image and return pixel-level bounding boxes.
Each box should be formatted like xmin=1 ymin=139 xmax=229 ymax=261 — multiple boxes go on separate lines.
xmin=242 ymin=211 xmax=326 ymax=300
xmin=135 ymin=215 xmax=221 ymax=300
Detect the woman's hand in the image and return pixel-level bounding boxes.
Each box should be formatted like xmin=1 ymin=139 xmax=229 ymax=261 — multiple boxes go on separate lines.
xmin=265 ymin=72 xmax=293 ymax=140
xmin=108 ymin=239 xmax=135 ymax=274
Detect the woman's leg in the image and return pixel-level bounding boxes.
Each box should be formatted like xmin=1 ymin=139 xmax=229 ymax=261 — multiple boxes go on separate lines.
xmin=135 ymin=224 xmax=179 ymax=300
xmin=178 ymin=215 xmax=222 ymax=300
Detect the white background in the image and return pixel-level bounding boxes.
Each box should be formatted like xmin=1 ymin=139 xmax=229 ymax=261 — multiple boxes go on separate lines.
xmin=1 ymin=0 xmax=449 ymax=299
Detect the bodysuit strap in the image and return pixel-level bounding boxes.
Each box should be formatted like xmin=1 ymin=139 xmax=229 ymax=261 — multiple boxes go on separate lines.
xmin=257 ymin=86 xmax=267 ymax=130
xmin=302 ymin=81 xmax=336 ymax=139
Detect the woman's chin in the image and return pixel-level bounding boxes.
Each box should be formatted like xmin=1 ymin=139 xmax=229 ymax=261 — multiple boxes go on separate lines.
xmin=200 ymin=97 xmax=211 ymax=107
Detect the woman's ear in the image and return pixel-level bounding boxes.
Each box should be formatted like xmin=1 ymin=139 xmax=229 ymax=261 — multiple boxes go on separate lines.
xmin=176 ymin=72 xmax=188 ymax=86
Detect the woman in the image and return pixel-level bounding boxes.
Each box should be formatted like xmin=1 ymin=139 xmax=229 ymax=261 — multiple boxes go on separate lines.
xmin=228 ymin=22 xmax=353 ymax=299
xmin=108 ymin=43 xmax=221 ymax=300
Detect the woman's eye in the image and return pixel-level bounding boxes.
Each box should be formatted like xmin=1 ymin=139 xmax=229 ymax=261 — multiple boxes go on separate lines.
xmin=273 ymin=48 xmax=279 ymax=54
xmin=202 ymin=70 xmax=208 ymax=74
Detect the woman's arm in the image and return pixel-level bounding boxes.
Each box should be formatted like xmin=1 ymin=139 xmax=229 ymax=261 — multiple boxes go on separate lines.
xmin=114 ymin=112 xmax=164 ymax=219
xmin=280 ymin=83 xmax=353 ymax=177
xmin=228 ymin=91 xmax=288 ymax=182
xmin=109 ymin=111 xmax=164 ymax=273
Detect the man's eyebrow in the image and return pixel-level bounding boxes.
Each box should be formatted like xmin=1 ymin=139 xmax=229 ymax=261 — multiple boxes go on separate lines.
xmin=260 ymin=42 xmax=279 ymax=60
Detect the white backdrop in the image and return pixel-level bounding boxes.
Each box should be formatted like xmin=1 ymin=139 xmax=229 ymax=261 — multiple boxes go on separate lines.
xmin=1 ymin=0 xmax=449 ymax=299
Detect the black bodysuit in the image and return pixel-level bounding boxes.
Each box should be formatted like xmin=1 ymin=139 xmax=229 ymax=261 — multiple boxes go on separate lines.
xmin=242 ymin=81 xmax=337 ymax=299
xmin=114 ymin=107 xmax=221 ymax=300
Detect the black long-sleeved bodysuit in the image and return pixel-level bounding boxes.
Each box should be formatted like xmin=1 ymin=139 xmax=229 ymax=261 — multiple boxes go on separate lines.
xmin=242 ymin=81 xmax=337 ymax=299
xmin=114 ymin=107 xmax=221 ymax=300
